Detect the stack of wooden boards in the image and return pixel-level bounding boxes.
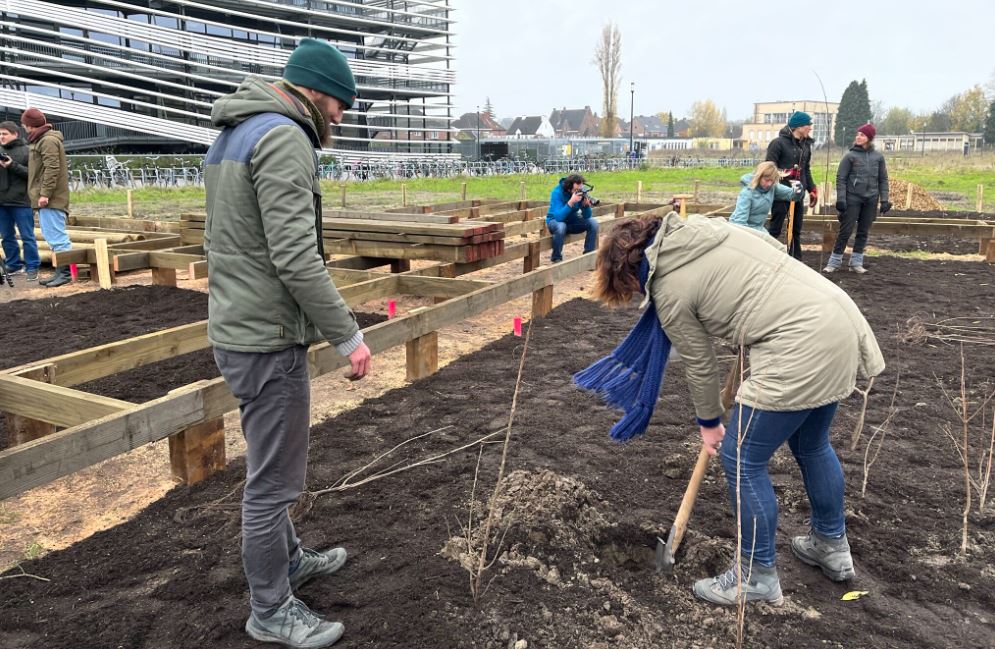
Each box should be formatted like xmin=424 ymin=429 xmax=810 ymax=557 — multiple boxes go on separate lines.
xmin=322 ymin=212 xmax=505 ymax=263
xmin=180 ymin=213 xmax=206 ymax=245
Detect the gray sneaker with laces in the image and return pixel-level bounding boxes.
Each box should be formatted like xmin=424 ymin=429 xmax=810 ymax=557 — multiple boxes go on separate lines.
xmin=791 ymin=530 xmax=855 ymax=581
xmin=693 ymin=562 xmax=783 ymax=606
xmin=289 ymin=547 xmax=347 ymax=591
xmin=245 ymin=595 xmax=344 ymax=648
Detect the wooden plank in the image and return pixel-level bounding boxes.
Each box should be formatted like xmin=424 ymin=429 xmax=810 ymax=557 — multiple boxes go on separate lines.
xmin=323 ymin=210 xmax=458 ymax=224
xmin=326 ymin=239 xmax=462 ymax=262
xmin=94 ymin=238 xmax=114 ymax=289
xmin=149 ymin=251 xmax=208 ymax=271
xmin=396 ymin=275 xmax=493 ymax=298
xmin=322 ymin=218 xmax=500 ymax=237
xmin=188 ymin=260 xmax=209 ymax=280
xmin=0 ymin=374 xmax=131 ymax=427
xmin=51 ymin=248 xmax=91 ymax=266
xmin=180 ymin=230 xmax=205 ymax=246
xmin=0 ymin=253 xmax=600 ymax=500
xmin=327 ymin=256 xmax=392 ymax=271
xmin=322 ymin=229 xmax=504 ymax=246
xmin=338 ymin=275 xmax=399 ymax=305
xmin=168 ymin=417 xmax=226 ymax=485
xmin=113 ymin=251 xmax=151 ymax=272
xmin=2 ymin=365 xmax=57 ymax=446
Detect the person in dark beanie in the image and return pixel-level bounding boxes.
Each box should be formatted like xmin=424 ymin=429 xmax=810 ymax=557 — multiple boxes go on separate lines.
xmin=20 ymin=108 xmax=72 ymax=287
xmin=204 ymin=38 xmax=371 ymax=649
xmin=825 ymin=123 xmax=890 ymax=274
xmin=0 ymin=121 xmax=40 ymax=281
xmin=765 ymin=111 xmax=817 ymax=259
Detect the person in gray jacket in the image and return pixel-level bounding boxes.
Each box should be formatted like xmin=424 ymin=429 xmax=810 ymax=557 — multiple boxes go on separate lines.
xmin=205 ymin=39 xmax=371 ymax=649
xmin=825 ymin=123 xmax=890 ymax=274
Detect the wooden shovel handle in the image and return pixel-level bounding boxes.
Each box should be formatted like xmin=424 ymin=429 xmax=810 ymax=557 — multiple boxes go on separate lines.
xmin=669 ymin=444 xmax=712 ymax=553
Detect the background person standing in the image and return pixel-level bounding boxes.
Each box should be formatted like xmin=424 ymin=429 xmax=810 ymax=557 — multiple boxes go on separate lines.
xmin=825 ymin=123 xmax=890 ymax=274
xmin=0 ymin=121 xmax=40 ymax=281
xmin=20 ymin=108 xmax=72 ymax=288
xmin=765 ymin=112 xmax=818 ymax=259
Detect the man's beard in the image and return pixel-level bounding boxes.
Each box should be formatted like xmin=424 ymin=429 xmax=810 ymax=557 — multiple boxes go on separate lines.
xmin=316 ymin=111 xmax=333 ymax=148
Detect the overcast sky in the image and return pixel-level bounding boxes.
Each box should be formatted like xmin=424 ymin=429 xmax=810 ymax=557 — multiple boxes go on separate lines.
xmin=451 ymin=0 xmax=994 ymax=121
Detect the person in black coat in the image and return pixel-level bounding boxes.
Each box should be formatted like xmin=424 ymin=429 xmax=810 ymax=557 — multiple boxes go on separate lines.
xmin=824 ymin=123 xmax=890 ymax=274
xmin=765 ymin=111 xmax=818 ymax=259
xmin=0 ymin=121 xmax=40 ymax=280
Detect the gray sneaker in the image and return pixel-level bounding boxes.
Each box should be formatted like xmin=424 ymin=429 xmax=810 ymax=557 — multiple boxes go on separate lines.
xmin=693 ymin=562 xmax=783 ymax=606
xmin=849 ymin=265 xmax=867 ymax=274
xmin=289 ymin=547 xmax=347 ymax=591
xmin=791 ymin=530 xmax=855 ymax=581
xmin=25 ymin=269 xmax=39 ymax=281
xmin=245 ymin=595 xmax=344 ymax=648
xmin=822 ymin=265 xmax=839 ymax=273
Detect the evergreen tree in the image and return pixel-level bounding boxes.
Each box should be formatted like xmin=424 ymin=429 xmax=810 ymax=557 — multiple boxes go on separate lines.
xmin=984 ymin=100 xmax=995 ymax=145
xmin=483 ymin=97 xmax=495 ymax=120
xmin=667 ymin=112 xmax=675 ymax=137
xmin=835 ymin=79 xmax=872 ymax=146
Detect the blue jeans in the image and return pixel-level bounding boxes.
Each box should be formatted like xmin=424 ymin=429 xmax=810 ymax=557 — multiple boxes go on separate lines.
xmin=38 ymin=207 xmax=72 ymax=253
xmin=720 ymin=402 xmax=844 ymax=567
xmin=547 ymin=217 xmax=599 ymax=262
xmin=0 ymin=205 xmax=40 ymax=271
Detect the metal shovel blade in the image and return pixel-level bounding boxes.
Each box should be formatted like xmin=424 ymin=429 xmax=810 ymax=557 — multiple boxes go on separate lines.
xmin=655 ymin=525 xmax=679 ymax=573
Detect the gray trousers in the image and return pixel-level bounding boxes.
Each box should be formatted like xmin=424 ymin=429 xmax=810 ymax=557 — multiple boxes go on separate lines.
xmin=214 ymin=345 xmax=310 ymax=617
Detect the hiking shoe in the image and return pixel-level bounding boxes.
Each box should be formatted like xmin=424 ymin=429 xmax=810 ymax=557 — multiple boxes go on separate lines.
xmin=791 ymin=531 xmax=855 ymax=581
xmin=25 ymin=269 xmax=39 ymax=281
xmin=245 ymin=595 xmax=344 ymax=648
xmin=850 ymin=265 xmax=867 ymax=274
xmin=4 ymin=265 xmax=23 ymax=275
xmin=289 ymin=547 xmax=347 ymax=591
xmin=822 ymin=265 xmax=839 ymax=273
xmin=693 ymin=562 xmax=783 ymax=606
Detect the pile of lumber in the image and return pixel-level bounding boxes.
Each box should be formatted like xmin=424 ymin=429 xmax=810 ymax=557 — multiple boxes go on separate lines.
xmin=322 ymin=213 xmax=505 ymax=263
xmin=180 ymin=213 xmax=206 ymax=245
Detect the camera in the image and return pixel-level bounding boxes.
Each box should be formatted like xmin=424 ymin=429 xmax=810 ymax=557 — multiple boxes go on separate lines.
xmin=573 ymin=182 xmax=601 ymax=207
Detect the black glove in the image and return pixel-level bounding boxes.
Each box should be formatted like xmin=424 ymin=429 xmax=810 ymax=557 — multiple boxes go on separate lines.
xmin=880 ymin=201 xmax=892 ymax=214
xmin=835 ymin=200 xmax=847 ymax=214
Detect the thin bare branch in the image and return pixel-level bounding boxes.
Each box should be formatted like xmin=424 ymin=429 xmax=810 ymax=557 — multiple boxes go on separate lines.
xmin=0 ymin=564 xmax=50 ymax=583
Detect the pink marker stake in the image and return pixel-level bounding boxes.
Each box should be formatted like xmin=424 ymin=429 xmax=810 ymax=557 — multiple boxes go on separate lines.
xmin=388 ymin=300 xmax=397 ymax=319
xmin=513 ymin=317 xmax=523 ymax=337
xmin=69 ymin=263 xmax=78 ymax=280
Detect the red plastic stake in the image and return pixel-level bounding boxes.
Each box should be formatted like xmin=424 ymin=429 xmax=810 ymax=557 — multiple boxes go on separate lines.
xmin=69 ymin=263 xmax=78 ymax=280
xmin=513 ymin=317 xmax=523 ymax=336
xmin=388 ymin=300 xmax=397 ymax=319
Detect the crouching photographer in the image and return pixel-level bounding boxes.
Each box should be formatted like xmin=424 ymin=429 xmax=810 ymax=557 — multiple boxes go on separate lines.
xmin=546 ymin=173 xmax=600 ymax=263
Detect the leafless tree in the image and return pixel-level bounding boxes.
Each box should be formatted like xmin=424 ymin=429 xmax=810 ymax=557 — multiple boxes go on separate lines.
xmin=593 ymin=22 xmax=622 ymax=138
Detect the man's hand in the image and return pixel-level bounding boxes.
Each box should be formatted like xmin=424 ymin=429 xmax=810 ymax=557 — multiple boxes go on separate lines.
xmin=700 ymin=423 xmax=726 ymax=457
xmin=582 ymin=196 xmax=592 ymax=208
xmin=835 ymin=200 xmax=847 ymax=214
xmin=808 ymin=188 xmax=818 ymax=209
xmin=344 ymin=342 xmax=372 ymax=381
xmin=880 ymin=200 xmax=892 ymax=214
xmin=38 ymin=196 xmax=49 ymax=208
xmin=567 ymin=191 xmax=583 ymax=207
xmin=0 ymin=158 xmax=11 ymax=168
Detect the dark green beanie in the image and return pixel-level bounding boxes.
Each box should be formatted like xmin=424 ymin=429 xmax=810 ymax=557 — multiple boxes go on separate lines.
xmin=787 ymin=111 xmax=812 ymax=129
xmin=284 ymin=38 xmax=357 ymax=109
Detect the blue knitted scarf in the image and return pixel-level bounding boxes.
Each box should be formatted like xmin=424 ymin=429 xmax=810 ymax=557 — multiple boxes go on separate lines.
xmin=573 ymin=237 xmax=671 ymax=442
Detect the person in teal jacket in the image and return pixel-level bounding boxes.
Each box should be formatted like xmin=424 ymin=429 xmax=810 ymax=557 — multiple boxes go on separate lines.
xmin=728 ymin=162 xmax=801 ymax=234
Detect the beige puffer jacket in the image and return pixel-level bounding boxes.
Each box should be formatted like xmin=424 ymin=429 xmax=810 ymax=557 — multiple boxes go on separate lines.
xmin=641 ymin=213 xmax=885 ymax=421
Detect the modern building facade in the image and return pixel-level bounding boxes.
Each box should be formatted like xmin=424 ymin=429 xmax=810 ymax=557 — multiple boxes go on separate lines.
xmin=875 ymin=132 xmax=984 ymax=153
xmin=741 ymin=100 xmax=839 ymax=150
xmin=0 ymin=0 xmax=457 ymax=160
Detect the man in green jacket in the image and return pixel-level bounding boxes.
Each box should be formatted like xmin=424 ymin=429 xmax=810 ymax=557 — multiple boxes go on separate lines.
xmin=204 ymin=39 xmax=371 ymax=649
xmin=20 ymin=108 xmax=73 ymax=287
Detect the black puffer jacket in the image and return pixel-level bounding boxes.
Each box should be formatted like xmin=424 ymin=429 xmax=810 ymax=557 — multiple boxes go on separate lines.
xmin=836 ymin=144 xmax=889 ymax=203
xmin=0 ymin=137 xmax=29 ymax=207
xmin=765 ymin=125 xmax=815 ymax=195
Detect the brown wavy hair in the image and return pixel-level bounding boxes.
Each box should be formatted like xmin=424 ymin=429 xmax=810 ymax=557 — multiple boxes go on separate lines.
xmin=592 ymin=216 xmax=662 ymax=307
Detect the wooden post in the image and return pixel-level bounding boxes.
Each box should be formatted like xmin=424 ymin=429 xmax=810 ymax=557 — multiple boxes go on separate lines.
xmin=679 ymin=198 xmax=687 ymax=218
xmin=905 ymin=183 xmax=913 ymax=210
xmin=401 ymin=183 xmax=407 ymax=206
xmin=126 ymin=189 xmax=133 ymax=218
xmin=168 ymin=417 xmax=227 ymax=485
xmin=977 ymin=184 xmax=984 ymax=212
xmin=151 ymin=267 xmax=178 ymax=287
xmin=519 ymin=181 xmax=526 ymax=201
xmin=979 ymin=238 xmax=992 ymax=256
xmin=94 ymin=237 xmax=114 ymax=289
xmin=434 ymin=263 xmax=456 ymax=304
xmin=340 ymin=184 xmax=347 ymax=208
xmin=405 ymin=324 xmax=439 ymax=381
xmin=389 ymin=259 xmax=411 ymax=273
xmin=2 ymin=364 xmax=57 ymax=446
xmin=693 ymin=179 xmax=700 ymax=204
xmin=614 ymin=203 xmax=625 ymax=219
xmin=532 ymin=284 xmax=553 ymax=318
xmin=461 ymin=182 xmax=467 ymax=201
xmin=636 ymin=180 xmax=642 ymax=203
xmin=987 ymin=239 xmax=995 ymax=263
xmin=823 ymin=229 xmax=836 ymax=253
xmin=523 ymin=240 xmax=541 ymax=274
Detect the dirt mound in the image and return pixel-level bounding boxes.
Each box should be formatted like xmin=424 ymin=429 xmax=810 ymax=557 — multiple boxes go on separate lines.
xmin=889 ymin=179 xmax=943 ymax=211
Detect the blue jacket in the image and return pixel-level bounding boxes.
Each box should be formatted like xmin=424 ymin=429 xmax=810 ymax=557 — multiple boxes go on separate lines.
xmin=546 ymin=178 xmax=593 ymax=223
xmin=728 ymin=173 xmax=796 ymax=233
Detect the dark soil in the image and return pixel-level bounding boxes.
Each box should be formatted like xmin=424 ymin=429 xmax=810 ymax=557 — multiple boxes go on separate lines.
xmin=0 ymin=286 xmax=383 ymax=449
xmin=2 ymin=257 xmax=995 ymax=649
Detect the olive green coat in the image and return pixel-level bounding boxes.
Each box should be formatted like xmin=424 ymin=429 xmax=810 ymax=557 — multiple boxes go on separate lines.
xmin=27 ymin=128 xmax=70 ymax=212
xmin=642 ymin=213 xmax=885 ymax=421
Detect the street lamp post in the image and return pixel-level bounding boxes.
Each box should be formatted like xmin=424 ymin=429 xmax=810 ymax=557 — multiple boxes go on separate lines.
xmin=476 ymin=105 xmax=481 ymax=162
xmin=629 ymin=82 xmax=635 ymax=168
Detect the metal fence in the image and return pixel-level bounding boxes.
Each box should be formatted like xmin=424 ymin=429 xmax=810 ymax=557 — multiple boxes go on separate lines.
xmin=68 ymin=155 xmax=761 ymax=190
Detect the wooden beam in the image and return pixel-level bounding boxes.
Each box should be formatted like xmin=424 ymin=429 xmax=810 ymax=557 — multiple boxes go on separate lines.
xmin=152 ymin=267 xmax=178 ymax=287
xmin=94 ymin=238 xmax=114 ymax=289
xmin=168 ymin=416 xmax=226 ymax=485
xmin=0 ymin=375 xmax=131 ymax=427
xmin=405 ymin=330 xmax=438 ymax=381
xmin=148 ymin=251 xmax=208 ymax=271
xmin=1 ymin=365 xmax=56 ymax=446
xmin=113 ymin=251 xmax=150 ymax=272
xmin=323 ymin=210 xmax=458 ymax=224
xmin=396 ymin=275 xmax=493 ymax=298
xmin=337 ymin=275 xmax=398 ymax=305
xmin=188 ymin=260 xmax=209 ymax=280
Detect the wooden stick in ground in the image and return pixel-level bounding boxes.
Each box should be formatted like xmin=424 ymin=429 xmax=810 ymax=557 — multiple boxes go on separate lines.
xmin=850 ymin=377 xmax=876 ymax=451
xmin=472 ymin=317 xmax=533 ymax=601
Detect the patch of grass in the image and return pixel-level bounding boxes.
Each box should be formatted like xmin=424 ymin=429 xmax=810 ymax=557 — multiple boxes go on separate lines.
xmin=24 ymin=540 xmax=45 ymax=561
xmin=0 ymin=506 xmax=20 ymax=525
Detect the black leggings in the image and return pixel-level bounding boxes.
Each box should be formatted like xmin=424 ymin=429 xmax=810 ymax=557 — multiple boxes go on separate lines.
xmin=833 ymin=196 xmax=877 ymax=255
xmin=767 ymin=199 xmax=805 ymax=260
